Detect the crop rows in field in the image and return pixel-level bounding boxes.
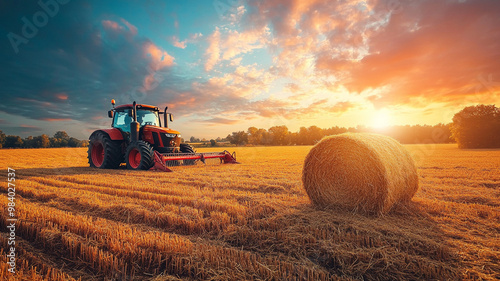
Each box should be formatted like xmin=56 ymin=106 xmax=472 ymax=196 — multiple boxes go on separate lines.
xmin=0 ymin=145 xmax=499 ymax=280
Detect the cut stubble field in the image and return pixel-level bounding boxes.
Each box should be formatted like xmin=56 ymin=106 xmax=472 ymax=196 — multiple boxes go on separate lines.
xmin=0 ymin=144 xmax=499 ymax=280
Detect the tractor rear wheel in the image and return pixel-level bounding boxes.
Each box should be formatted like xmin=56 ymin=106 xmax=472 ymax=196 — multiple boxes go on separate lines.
xmin=88 ymin=131 xmax=122 ymax=169
xmin=180 ymin=143 xmax=196 ymax=165
xmin=125 ymin=140 xmax=154 ymax=170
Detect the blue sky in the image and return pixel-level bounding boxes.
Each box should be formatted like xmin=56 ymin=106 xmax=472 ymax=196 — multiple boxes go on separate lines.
xmin=0 ymin=0 xmax=499 ymax=140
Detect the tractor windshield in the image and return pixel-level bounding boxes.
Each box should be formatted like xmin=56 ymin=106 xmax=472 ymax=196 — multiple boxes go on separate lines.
xmin=136 ymin=109 xmax=160 ymax=127
xmin=113 ymin=109 xmax=160 ymax=132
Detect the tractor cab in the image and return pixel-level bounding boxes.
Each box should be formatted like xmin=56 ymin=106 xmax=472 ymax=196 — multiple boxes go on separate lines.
xmin=111 ymin=105 xmax=161 ymax=132
xmin=108 ymin=101 xmax=181 ymax=153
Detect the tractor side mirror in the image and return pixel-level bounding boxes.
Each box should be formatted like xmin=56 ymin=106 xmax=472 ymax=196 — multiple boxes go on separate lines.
xmin=169 ymin=114 xmax=174 ymax=122
xmin=108 ymin=110 xmax=113 ymax=118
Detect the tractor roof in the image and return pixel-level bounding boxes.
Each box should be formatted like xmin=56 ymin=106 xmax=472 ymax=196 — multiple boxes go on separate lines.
xmin=114 ymin=104 xmax=159 ymax=111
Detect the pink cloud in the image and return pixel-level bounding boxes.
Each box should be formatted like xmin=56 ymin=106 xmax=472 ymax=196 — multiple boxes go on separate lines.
xmin=55 ymin=93 xmax=68 ymax=100
xmin=102 ymin=20 xmax=121 ymax=31
xmin=205 ymin=28 xmax=221 ymax=71
xmin=170 ymin=36 xmax=187 ymax=49
xmin=142 ymin=42 xmax=175 ymax=91
xmin=204 ymin=26 xmax=269 ymax=71
xmin=170 ymin=33 xmax=202 ymax=49
xmin=120 ymin=18 xmax=138 ymax=35
xmin=143 ymin=42 xmax=174 ymax=70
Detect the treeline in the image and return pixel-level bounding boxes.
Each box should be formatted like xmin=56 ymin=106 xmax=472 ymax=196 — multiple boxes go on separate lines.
xmin=225 ymin=123 xmax=454 ymax=146
xmin=0 ymin=130 xmax=88 ymax=149
xmin=451 ymin=104 xmax=500 ymax=148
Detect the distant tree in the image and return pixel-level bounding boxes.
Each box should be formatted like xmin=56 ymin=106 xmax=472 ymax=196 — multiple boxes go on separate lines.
xmin=288 ymin=132 xmax=299 ymax=145
xmin=0 ymin=130 xmax=5 ymax=148
xmin=296 ymin=127 xmax=308 ymax=145
xmin=268 ymin=125 xmax=289 ymax=145
xmin=247 ymin=127 xmax=268 ymax=145
xmin=0 ymin=131 xmax=85 ymax=149
xmin=23 ymin=136 xmax=35 ymax=148
xmin=210 ymin=139 xmax=217 ymax=147
xmin=190 ymin=136 xmax=200 ymax=143
xmin=295 ymin=126 xmax=323 ymax=145
xmin=68 ymin=137 xmax=82 ymax=147
xmin=247 ymin=127 xmax=259 ymax=145
xmin=50 ymin=137 xmax=68 ymax=147
xmin=228 ymin=131 xmax=248 ymax=145
xmin=307 ymin=126 xmax=323 ymax=144
xmin=323 ymin=126 xmax=347 ymax=136
xmin=33 ymin=134 xmax=50 ymax=148
xmin=54 ymin=131 xmax=70 ymax=140
xmin=451 ymin=104 xmax=500 ymax=148
xmin=4 ymin=135 xmax=23 ymax=148
xmin=81 ymin=140 xmax=89 ymax=147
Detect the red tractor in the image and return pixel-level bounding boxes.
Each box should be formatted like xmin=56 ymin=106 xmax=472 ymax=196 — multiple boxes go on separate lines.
xmin=88 ymin=100 xmax=238 ymax=172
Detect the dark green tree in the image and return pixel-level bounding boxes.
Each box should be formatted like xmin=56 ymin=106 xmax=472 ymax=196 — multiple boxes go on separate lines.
xmin=451 ymin=104 xmax=500 ymax=148
xmin=54 ymin=131 xmax=70 ymax=140
xmin=4 ymin=135 xmax=23 ymax=148
xmin=227 ymin=131 xmax=248 ymax=145
xmin=210 ymin=139 xmax=217 ymax=147
xmin=33 ymin=134 xmax=51 ymax=148
xmin=23 ymin=136 xmax=35 ymax=148
xmin=68 ymin=137 xmax=82 ymax=147
xmin=0 ymin=130 xmax=5 ymax=148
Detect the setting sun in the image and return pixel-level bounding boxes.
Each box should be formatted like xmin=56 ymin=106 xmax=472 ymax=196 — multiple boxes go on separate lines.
xmin=372 ymin=109 xmax=391 ymax=129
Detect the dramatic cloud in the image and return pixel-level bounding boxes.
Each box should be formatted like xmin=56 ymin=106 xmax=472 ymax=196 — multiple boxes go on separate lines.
xmin=243 ymin=0 xmax=500 ymax=107
xmin=1 ymin=0 xmax=499 ymax=138
xmin=0 ymin=1 xmax=176 ymax=133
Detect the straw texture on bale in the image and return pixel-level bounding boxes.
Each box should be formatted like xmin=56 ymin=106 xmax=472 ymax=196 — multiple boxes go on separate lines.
xmin=302 ymin=133 xmax=419 ymax=214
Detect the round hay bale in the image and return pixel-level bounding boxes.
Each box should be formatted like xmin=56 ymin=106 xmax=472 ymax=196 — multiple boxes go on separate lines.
xmin=302 ymin=133 xmax=419 ymax=214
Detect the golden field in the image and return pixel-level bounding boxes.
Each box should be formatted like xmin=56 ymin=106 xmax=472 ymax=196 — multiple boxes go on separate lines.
xmin=0 ymin=144 xmax=499 ymax=280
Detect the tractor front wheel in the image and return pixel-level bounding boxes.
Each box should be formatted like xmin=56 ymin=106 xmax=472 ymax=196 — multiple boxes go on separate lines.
xmin=180 ymin=143 xmax=196 ymax=165
xmin=88 ymin=131 xmax=122 ymax=169
xmin=125 ymin=140 xmax=154 ymax=170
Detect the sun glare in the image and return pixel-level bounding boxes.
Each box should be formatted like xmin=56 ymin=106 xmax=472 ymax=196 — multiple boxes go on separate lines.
xmin=372 ymin=109 xmax=391 ymax=129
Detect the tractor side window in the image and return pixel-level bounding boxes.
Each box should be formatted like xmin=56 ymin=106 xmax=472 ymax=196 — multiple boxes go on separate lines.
xmin=113 ymin=111 xmax=132 ymax=132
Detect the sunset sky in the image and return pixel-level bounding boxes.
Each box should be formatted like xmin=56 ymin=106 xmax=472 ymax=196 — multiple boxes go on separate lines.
xmin=0 ymin=0 xmax=499 ymax=140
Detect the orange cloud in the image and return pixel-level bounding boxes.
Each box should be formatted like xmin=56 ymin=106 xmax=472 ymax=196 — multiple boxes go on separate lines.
xmin=102 ymin=20 xmax=121 ymax=31
xmin=142 ymin=42 xmax=175 ymax=91
xmin=143 ymin=42 xmax=174 ymax=71
xmin=55 ymin=93 xmax=68 ymax=100
xmin=205 ymin=27 xmax=221 ymax=71
xmin=20 ymin=124 xmax=39 ymax=128
xmin=171 ymin=36 xmax=187 ymax=49
xmin=204 ymin=26 xmax=270 ymax=71
xmin=241 ymin=0 xmax=500 ymax=116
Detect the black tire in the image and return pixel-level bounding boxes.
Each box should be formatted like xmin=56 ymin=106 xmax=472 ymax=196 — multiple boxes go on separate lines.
xmin=88 ymin=131 xmax=122 ymax=169
xmin=125 ymin=140 xmax=155 ymax=170
xmin=180 ymin=143 xmax=196 ymax=165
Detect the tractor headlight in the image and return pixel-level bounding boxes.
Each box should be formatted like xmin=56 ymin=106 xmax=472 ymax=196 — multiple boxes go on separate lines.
xmin=164 ymin=133 xmax=177 ymax=138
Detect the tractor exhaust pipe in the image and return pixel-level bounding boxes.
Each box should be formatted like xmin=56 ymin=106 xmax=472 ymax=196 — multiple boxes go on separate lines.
xmin=130 ymin=101 xmax=139 ymax=143
xmin=164 ymin=106 xmax=168 ymax=128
